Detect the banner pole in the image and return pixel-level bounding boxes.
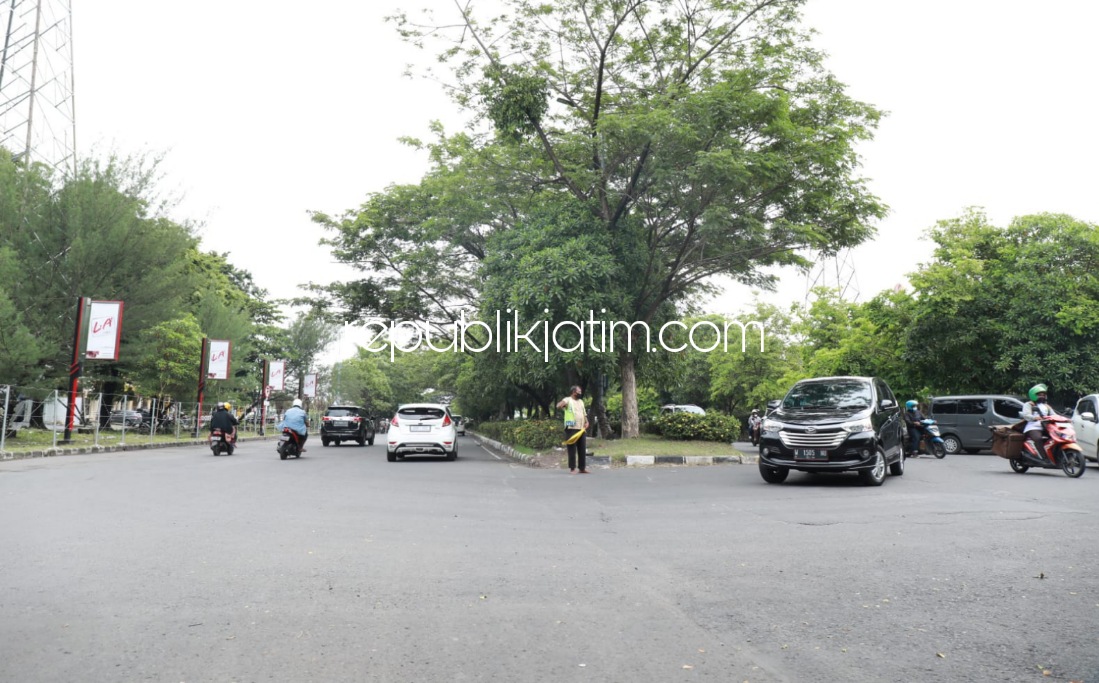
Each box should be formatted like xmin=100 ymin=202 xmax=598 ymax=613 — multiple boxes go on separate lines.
xmin=64 ymin=296 xmax=89 ymax=442
xmin=194 ymin=337 xmax=209 ymax=438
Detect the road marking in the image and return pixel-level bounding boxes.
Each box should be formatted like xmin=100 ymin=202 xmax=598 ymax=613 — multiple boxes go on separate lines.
xmin=479 ymin=443 xmax=503 ymax=460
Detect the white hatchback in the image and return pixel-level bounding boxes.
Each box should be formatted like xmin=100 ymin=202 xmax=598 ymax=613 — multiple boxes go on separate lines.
xmin=387 ymin=403 xmax=458 ymax=461
xmin=1070 ymin=395 xmax=1099 ymax=465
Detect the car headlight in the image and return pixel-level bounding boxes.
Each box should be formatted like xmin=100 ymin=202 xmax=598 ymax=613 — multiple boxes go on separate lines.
xmin=762 ymin=419 xmax=782 ymax=433
xmin=840 ymin=418 xmax=873 ymax=433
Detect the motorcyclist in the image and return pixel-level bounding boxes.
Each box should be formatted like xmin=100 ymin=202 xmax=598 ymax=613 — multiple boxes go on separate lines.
xmin=1021 ymin=384 xmax=1054 ymax=460
xmin=209 ymin=402 xmax=238 ymax=443
xmin=903 ymin=400 xmax=925 ymax=457
xmin=747 ymin=409 xmax=762 ymax=442
xmin=278 ymin=398 xmax=308 ymax=451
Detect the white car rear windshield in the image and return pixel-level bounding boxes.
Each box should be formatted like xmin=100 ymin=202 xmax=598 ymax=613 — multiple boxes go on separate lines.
xmin=399 ymin=407 xmax=446 ymax=420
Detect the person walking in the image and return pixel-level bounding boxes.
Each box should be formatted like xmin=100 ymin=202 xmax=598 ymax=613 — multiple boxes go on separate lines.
xmin=557 ymin=385 xmax=590 ymax=474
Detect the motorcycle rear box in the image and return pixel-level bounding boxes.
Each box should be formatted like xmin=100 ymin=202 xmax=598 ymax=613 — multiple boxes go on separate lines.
xmin=990 ymin=425 xmax=1024 ymax=458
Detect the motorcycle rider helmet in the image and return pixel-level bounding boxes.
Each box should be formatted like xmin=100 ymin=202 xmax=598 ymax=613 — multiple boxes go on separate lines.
xmin=905 ymin=400 xmax=917 ymax=410
xmin=751 ymin=409 xmax=758 ymax=415
xmin=292 ymin=398 xmax=303 ymax=408
xmin=1028 ymin=384 xmax=1048 ymax=402
xmin=223 ymin=402 xmax=231 ymax=411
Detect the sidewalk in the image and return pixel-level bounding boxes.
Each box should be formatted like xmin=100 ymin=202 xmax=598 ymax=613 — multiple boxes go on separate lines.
xmin=0 ymin=434 xmax=274 ymax=460
xmin=470 ymin=432 xmax=759 ymax=469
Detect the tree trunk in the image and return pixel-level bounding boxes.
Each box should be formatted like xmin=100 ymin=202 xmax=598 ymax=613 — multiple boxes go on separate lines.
xmin=619 ymin=350 xmax=639 ymax=438
xmin=592 ymin=372 xmax=612 ymax=439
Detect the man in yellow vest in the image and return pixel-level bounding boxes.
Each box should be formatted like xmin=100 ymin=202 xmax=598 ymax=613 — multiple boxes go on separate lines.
xmin=557 ymin=385 xmax=590 ymax=473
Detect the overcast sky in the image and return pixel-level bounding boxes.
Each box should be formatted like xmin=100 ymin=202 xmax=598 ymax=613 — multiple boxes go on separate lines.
xmin=75 ymin=1 xmax=1099 ymax=358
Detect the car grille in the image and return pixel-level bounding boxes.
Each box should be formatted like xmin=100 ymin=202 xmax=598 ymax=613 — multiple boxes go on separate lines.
xmin=778 ymin=428 xmax=847 ymax=449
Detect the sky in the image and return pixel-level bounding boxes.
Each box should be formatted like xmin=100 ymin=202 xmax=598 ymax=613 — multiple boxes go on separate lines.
xmin=73 ymin=0 xmax=1099 ymax=361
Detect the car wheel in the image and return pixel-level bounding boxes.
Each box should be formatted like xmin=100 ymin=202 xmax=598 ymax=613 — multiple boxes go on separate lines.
xmin=322 ymin=438 xmax=330 ymax=447
xmin=860 ymin=448 xmax=887 ymax=486
xmin=446 ymin=447 xmax=457 ymax=461
xmin=387 ymin=452 xmax=396 ymax=462
xmin=357 ymin=436 xmax=366 ymax=446
xmin=1009 ymin=459 xmax=1029 ymax=473
xmin=888 ymin=449 xmax=905 ymax=476
xmin=758 ymin=461 xmax=788 ymax=484
xmin=941 ymin=434 xmax=962 ymax=455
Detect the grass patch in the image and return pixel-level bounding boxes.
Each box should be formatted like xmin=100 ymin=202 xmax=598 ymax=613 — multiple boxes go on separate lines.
xmin=0 ymin=427 xmax=269 ymax=452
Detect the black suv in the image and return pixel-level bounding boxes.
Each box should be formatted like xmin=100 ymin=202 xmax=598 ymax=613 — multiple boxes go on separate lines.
xmin=758 ymin=376 xmax=906 ymax=486
xmin=320 ymin=405 xmax=376 ymax=447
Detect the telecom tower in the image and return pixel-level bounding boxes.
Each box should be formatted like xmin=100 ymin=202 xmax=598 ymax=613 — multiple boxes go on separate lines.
xmin=0 ymin=0 xmax=76 ymax=174
xmin=805 ymin=248 xmax=860 ymax=302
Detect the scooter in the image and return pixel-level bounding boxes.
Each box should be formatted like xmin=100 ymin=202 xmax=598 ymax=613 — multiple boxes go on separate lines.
xmin=277 ymin=428 xmax=304 ymax=460
xmin=210 ymin=428 xmax=235 ymax=456
xmin=748 ymin=420 xmax=762 ymax=447
xmin=916 ymin=418 xmax=946 ymax=459
xmin=1010 ymin=414 xmax=1085 ymax=477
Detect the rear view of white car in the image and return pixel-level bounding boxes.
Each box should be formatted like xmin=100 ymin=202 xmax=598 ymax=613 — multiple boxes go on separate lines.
xmin=387 ymin=403 xmax=458 ymax=462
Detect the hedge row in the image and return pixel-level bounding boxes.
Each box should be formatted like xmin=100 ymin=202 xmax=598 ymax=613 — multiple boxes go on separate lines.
xmin=475 ymin=420 xmax=565 ymax=450
xmin=651 ymin=413 xmax=740 ymax=442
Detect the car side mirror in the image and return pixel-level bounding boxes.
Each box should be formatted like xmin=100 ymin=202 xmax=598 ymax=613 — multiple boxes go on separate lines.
xmin=766 ymin=400 xmax=781 ymax=411
xmin=880 ymin=399 xmax=895 ymax=409
xmin=1081 ymin=411 xmax=1096 ymax=422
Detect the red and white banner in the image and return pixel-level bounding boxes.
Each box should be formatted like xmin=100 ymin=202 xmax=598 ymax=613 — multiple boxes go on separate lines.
xmin=86 ymin=300 xmax=124 ymax=360
xmin=208 ymin=339 xmax=232 ymax=380
xmin=268 ymin=360 xmax=286 ymax=391
xmin=303 ymin=373 xmax=317 ymax=398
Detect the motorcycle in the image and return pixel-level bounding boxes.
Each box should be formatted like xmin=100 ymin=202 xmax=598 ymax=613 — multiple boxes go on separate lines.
xmin=209 ymin=428 xmax=235 ymax=456
xmin=1009 ymin=414 xmax=1086 ymax=478
xmin=277 ymin=427 xmax=304 ymax=460
xmin=748 ymin=420 xmax=762 ymax=447
xmin=915 ymin=418 xmax=946 ymax=459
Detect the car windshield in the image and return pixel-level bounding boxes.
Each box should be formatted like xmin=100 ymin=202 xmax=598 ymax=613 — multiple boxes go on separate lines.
xmin=326 ymin=408 xmax=356 ymax=418
xmin=783 ymin=380 xmax=872 ymax=411
xmin=678 ymin=405 xmax=705 ymax=415
xmin=398 ymin=407 xmax=446 ymax=421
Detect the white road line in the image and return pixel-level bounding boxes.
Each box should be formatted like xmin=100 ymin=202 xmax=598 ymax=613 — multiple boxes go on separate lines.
xmin=479 ymin=443 xmax=503 ymax=460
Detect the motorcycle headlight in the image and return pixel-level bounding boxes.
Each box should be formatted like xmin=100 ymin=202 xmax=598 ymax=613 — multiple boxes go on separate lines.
xmin=762 ymin=419 xmax=782 ymax=433
xmin=840 ymin=418 xmax=874 ymax=433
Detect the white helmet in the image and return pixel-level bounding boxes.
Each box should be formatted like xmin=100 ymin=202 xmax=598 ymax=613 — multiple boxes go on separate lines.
xmin=292 ymin=398 xmax=303 ymax=408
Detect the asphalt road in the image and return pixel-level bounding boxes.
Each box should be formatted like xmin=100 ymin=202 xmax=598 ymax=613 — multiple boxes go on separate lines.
xmin=2 ymin=439 xmax=1097 ymax=682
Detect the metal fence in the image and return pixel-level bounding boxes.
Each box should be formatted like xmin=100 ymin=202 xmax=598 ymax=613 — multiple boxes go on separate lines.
xmin=0 ymin=384 xmax=321 ymax=453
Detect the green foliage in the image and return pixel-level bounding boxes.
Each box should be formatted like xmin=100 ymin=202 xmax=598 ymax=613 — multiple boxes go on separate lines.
xmin=654 ymin=412 xmax=741 ymax=443
xmin=133 ymin=315 xmax=204 ymax=401
xmin=606 ymin=386 xmax=660 ymax=421
xmin=476 ymin=419 xmax=563 ymax=450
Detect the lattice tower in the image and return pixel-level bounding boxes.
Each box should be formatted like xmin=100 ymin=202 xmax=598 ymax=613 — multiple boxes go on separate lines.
xmin=804 ymin=248 xmax=860 ymax=302
xmin=0 ymin=0 xmax=76 ymax=174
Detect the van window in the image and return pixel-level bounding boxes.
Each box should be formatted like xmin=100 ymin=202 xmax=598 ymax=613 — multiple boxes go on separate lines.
xmin=1077 ymin=398 xmax=1097 ymax=417
xmin=957 ymin=399 xmax=987 ymax=415
xmin=874 ymin=379 xmax=896 ymax=406
xmin=932 ymin=399 xmax=957 ymax=415
xmin=993 ymin=399 xmax=1023 ymax=419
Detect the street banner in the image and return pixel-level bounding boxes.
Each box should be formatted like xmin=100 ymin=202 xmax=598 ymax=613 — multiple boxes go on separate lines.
xmin=269 ymin=360 xmax=286 ymax=391
xmin=85 ymin=300 xmax=124 ymax=360
xmin=303 ymin=373 xmax=317 ymax=398
xmin=208 ymin=339 xmax=232 ymax=380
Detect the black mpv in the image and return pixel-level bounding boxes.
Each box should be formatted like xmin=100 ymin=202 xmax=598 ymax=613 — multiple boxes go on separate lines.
xmin=758 ymin=376 xmax=906 ymax=486
xmin=320 ymin=405 xmax=376 ymax=447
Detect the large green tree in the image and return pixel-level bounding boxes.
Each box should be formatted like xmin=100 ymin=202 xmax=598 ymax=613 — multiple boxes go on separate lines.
xmin=905 ymin=210 xmax=1099 ymax=406
xmin=318 ymin=0 xmax=885 ymax=436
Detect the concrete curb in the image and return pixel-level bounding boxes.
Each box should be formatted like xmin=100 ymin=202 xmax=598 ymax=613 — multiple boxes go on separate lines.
xmin=469 ymin=431 xmax=757 ymax=468
xmin=0 ymin=436 xmax=275 ymax=461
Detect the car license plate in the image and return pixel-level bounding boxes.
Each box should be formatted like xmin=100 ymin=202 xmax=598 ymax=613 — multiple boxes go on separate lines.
xmin=335 ymin=421 xmax=347 ymax=427
xmin=410 ymin=425 xmax=431 ymax=432
xmin=794 ymin=448 xmax=827 ymax=459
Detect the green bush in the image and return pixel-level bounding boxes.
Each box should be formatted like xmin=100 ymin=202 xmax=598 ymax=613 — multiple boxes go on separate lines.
xmin=475 ymin=419 xmax=564 ymax=450
xmin=654 ymin=412 xmax=740 ymax=442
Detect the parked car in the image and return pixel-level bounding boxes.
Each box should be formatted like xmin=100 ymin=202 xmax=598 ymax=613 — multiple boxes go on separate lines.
xmin=108 ymin=409 xmax=147 ymax=429
xmin=451 ymin=414 xmax=466 ymax=436
xmin=660 ymin=404 xmax=706 ymax=416
xmin=320 ymin=405 xmax=375 ymax=447
xmin=758 ymin=376 xmax=906 ymax=486
xmin=1070 ymin=394 xmax=1099 ymax=465
xmin=929 ymin=395 xmax=1025 ymax=455
xmin=386 ymin=403 xmax=458 ymax=462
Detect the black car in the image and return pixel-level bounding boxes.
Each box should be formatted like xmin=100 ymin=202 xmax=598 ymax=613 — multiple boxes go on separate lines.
xmin=320 ymin=405 xmax=375 ymax=447
xmin=758 ymin=376 xmax=906 ymax=486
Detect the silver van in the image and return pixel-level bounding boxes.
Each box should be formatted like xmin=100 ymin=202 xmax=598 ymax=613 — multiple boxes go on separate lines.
xmin=929 ymin=395 xmax=1025 ymax=454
